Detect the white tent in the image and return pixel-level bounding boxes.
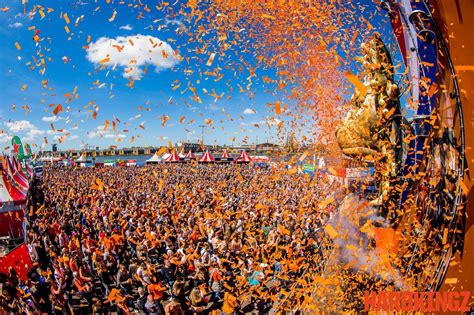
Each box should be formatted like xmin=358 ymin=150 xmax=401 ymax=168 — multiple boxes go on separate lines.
xmin=146 ymin=152 xmax=162 ymax=164
xmin=76 ymin=152 xmax=88 ymax=162
xmin=161 ymin=153 xmax=171 ymax=161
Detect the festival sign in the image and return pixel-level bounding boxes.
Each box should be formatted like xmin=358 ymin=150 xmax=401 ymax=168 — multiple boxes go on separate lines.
xmin=11 ymin=136 xmax=25 ymax=160
xmin=303 ymin=164 xmax=315 ymax=172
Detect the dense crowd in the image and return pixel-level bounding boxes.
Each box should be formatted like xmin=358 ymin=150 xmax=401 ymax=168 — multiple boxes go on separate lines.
xmin=1 ymin=164 xmax=345 ymax=314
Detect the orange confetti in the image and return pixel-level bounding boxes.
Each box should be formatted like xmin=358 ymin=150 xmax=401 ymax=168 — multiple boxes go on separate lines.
xmin=344 ymin=71 xmax=367 ymax=95
xmin=52 ymin=104 xmax=63 ymax=116
xmin=206 ymin=53 xmax=216 ymax=66
xmin=90 ymin=179 xmax=104 ymax=191
xmin=324 ymin=224 xmax=339 ymax=239
xmin=274 ymin=101 xmax=282 ymax=115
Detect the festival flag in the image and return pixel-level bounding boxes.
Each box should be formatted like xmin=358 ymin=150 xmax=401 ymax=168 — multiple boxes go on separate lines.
xmin=11 ymin=136 xmax=25 ymax=160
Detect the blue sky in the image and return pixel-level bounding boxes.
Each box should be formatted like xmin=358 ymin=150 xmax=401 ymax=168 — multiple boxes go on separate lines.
xmin=0 ymin=0 xmax=400 ymax=152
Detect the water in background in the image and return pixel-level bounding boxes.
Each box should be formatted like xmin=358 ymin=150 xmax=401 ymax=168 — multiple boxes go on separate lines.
xmin=91 ymin=155 xmax=149 ymax=163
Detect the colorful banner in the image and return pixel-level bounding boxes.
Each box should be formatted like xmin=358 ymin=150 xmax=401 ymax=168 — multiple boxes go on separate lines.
xmin=0 ymin=244 xmax=32 ymax=280
xmin=303 ymin=164 xmax=315 ymax=172
xmin=11 ymin=136 xmax=25 ymax=160
xmin=23 ymin=143 xmax=32 ymax=158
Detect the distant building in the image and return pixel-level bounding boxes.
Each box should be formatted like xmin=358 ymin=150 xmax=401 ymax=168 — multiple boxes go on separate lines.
xmin=183 ymin=142 xmax=201 ymax=152
xmin=256 ymin=143 xmax=280 ymax=152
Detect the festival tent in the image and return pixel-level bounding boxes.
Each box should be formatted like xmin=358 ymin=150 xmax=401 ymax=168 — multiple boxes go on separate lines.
xmin=161 ymin=153 xmax=171 ymax=161
xmin=178 ymin=149 xmax=186 ymax=158
xmin=0 ymin=158 xmax=27 ymax=238
xmin=104 ymin=160 xmax=115 ymax=167
xmin=5 ymin=157 xmax=28 ymax=194
xmin=221 ymin=150 xmax=231 ymax=159
xmin=146 ymin=152 xmax=162 ymax=164
xmin=76 ymin=152 xmax=88 ymax=162
xmin=0 ymin=244 xmax=33 ymax=280
xmin=219 ymin=150 xmax=233 ymax=163
xmin=250 ymin=155 xmax=270 ymax=163
xmin=163 ymin=151 xmax=181 ymax=163
xmin=199 ymin=150 xmax=215 ymax=163
xmin=126 ymin=159 xmax=137 ymax=166
xmin=184 ymin=150 xmax=196 ymax=161
xmin=234 ymin=150 xmax=252 ymax=163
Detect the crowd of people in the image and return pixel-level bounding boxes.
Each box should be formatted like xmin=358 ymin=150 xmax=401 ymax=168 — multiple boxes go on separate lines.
xmin=1 ymin=164 xmax=345 ymax=314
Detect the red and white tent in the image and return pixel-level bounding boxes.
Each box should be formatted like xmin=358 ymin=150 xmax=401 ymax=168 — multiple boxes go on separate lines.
xmin=221 ymin=150 xmax=231 ymax=159
xmin=199 ymin=150 xmax=215 ymax=163
xmin=163 ymin=150 xmax=181 ymax=163
xmin=251 ymin=155 xmax=270 ymax=163
xmin=0 ymin=157 xmax=27 ymax=237
xmin=234 ymin=150 xmax=252 ymax=163
xmin=219 ymin=150 xmax=233 ymax=163
xmin=184 ymin=150 xmax=196 ymax=160
xmin=5 ymin=156 xmax=28 ymax=194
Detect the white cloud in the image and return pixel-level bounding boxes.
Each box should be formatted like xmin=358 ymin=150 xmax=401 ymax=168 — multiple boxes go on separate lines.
xmin=69 ymin=135 xmax=79 ymax=140
xmin=47 ymin=129 xmax=69 ymax=135
xmin=104 ymin=134 xmax=126 ymax=139
xmin=42 ymin=115 xmax=64 ymax=122
xmin=119 ymin=24 xmax=133 ymax=31
xmin=24 ymin=129 xmax=45 ymax=142
xmin=243 ymin=108 xmax=256 ymax=115
xmin=5 ymin=120 xmax=36 ymax=132
xmin=5 ymin=120 xmax=46 ymax=142
xmin=87 ymin=126 xmax=126 ymax=139
xmin=0 ymin=132 xmax=10 ymax=143
xmin=8 ymin=22 xmax=23 ymax=28
xmin=86 ymin=34 xmax=180 ymax=79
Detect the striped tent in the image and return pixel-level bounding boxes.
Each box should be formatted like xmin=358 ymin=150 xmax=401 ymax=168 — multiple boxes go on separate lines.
xmin=184 ymin=150 xmax=196 ymax=160
xmin=164 ymin=150 xmax=181 ymax=163
xmin=24 ymin=162 xmax=34 ymax=180
xmin=219 ymin=150 xmax=233 ymax=163
xmin=234 ymin=150 xmax=252 ymax=163
xmin=0 ymin=157 xmax=27 ymax=237
xmin=221 ymin=150 xmax=231 ymax=159
xmin=251 ymin=155 xmax=270 ymax=163
xmin=199 ymin=150 xmax=215 ymax=163
xmin=5 ymin=156 xmax=28 ymax=194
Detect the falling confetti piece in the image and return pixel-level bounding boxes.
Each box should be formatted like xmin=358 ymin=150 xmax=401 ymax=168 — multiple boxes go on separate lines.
xmin=206 ymin=53 xmax=216 ymax=66
xmin=324 ymin=225 xmax=339 ymax=239
xmin=344 ymin=71 xmax=367 ymax=95
xmin=52 ymin=104 xmax=63 ymax=116
xmin=108 ymin=10 xmax=117 ymax=22
xmin=274 ymin=102 xmax=282 ymax=114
